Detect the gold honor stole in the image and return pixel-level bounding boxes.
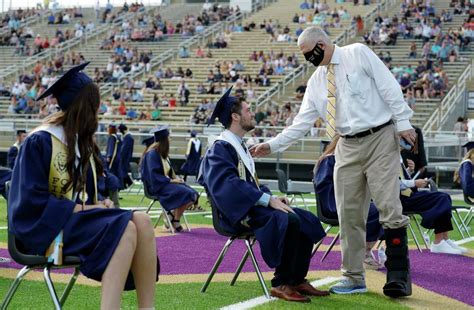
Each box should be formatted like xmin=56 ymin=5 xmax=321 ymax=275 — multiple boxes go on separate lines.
xmin=237 ymin=157 xmax=260 ymax=187
xmin=162 ymin=156 xmax=177 ymax=179
xmin=109 ymin=134 xmax=119 ymax=169
xmin=45 ymin=135 xmax=98 ymax=264
xmin=185 ymin=139 xmax=193 ymax=157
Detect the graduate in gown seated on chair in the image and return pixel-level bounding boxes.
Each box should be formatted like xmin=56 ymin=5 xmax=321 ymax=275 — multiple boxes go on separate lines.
xmin=199 ymin=87 xmax=329 ymax=303
xmin=140 ymin=126 xmax=199 ymax=232
xmin=8 ymin=63 xmax=158 ymax=309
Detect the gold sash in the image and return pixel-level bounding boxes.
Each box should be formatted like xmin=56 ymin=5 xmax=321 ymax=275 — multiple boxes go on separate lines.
xmin=162 ymin=156 xmax=177 ymax=179
xmin=45 ymin=135 xmax=98 ymax=264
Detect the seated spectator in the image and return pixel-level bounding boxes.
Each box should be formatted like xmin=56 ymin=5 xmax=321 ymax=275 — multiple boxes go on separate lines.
xmin=195 ymin=46 xmax=205 ymax=58
xmin=300 ymin=0 xmax=311 ymax=10
xmin=179 ymin=46 xmax=190 ymax=58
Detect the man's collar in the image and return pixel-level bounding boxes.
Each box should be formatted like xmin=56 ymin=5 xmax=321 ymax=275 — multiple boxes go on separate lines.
xmin=330 ymin=45 xmax=341 ymax=65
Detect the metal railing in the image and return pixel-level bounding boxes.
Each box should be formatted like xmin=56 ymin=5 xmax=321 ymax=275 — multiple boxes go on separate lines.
xmin=422 ymin=60 xmax=473 ymax=132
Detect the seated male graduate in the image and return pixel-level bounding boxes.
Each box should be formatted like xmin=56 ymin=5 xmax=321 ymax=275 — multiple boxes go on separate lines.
xmin=199 ymin=87 xmax=328 ymax=303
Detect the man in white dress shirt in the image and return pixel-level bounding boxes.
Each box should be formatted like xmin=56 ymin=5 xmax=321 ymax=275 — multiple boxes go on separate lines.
xmin=251 ymin=26 xmax=416 ymax=298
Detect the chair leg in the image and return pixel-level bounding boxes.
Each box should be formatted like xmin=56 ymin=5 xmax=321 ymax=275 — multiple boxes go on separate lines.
xmin=1 ymin=266 xmax=32 ymax=310
xmin=59 ymin=266 xmax=80 ymax=306
xmin=454 ymin=209 xmax=471 ymax=238
xmin=230 ymin=241 xmax=253 ymax=286
xmin=182 ymin=213 xmax=191 ymax=232
xmin=311 ymin=225 xmax=332 ymax=258
xmin=299 ymin=194 xmax=309 ymax=211
xmin=245 ymin=238 xmax=270 ymax=299
xmin=408 ymin=223 xmax=422 ymax=253
xmin=145 ymin=200 xmax=156 ymax=214
xmin=412 ymin=216 xmax=430 ymax=249
xmin=451 ymin=212 xmax=466 ymax=239
xmin=201 ymin=237 xmax=235 ymax=293
xmin=43 ymin=267 xmax=61 ymax=310
xmin=321 ymin=230 xmax=340 ymax=262
xmin=159 ymin=209 xmax=175 ymax=233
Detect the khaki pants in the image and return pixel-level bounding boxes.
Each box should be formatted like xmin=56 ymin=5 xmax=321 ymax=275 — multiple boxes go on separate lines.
xmin=334 ymin=124 xmax=409 ymax=281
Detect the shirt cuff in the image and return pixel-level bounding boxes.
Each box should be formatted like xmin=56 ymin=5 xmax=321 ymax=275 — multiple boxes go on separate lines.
xmin=267 ymin=138 xmax=279 ymax=154
xmin=396 ymin=120 xmax=413 ymax=132
xmin=256 ymin=193 xmax=271 ymax=207
xmin=400 ymin=179 xmax=415 ymax=189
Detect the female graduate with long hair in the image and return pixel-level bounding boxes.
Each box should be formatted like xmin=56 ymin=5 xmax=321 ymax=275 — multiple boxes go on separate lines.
xmin=140 ymin=126 xmax=199 ymax=232
xmin=8 ymin=63 xmax=158 ymax=309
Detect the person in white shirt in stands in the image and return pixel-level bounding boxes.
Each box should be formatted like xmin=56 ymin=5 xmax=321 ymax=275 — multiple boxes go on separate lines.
xmin=250 ymin=26 xmax=416 ymax=298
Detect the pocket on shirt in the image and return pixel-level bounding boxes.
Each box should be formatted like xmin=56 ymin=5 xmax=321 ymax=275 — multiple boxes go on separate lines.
xmin=345 ymin=72 xmax=362 ymax=96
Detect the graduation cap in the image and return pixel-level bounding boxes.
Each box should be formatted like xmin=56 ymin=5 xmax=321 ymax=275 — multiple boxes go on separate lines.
xmin=142 ymin=136 xmax=155 ymax=148
xmin=36 ymin=62 xmax=92 ymax=111
xmin=16 ymin=130 xmax=26 ymax=136
xmin=190 ymin=130 xmax=197 ymax=137
xmin=108 ymin=123 xmax=117 ymax=129
xmin=463 ymin=141 xmax=474 ymax=152
xmin=118 ymin=123 xmax=128 ymax=132
xmin=151 ymin=125 xmax=170 ymax=142
xmin=207 ymin=86 xmax=239 ymax=127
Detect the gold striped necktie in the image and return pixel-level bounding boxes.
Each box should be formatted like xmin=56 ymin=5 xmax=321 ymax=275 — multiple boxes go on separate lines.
xmin=326 ymin=63 xmax=337 ymax=139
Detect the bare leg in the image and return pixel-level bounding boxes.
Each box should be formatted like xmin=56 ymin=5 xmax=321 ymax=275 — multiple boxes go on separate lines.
xmin=131 ymin=212 xmax=157 ymax=308
xmin=101 ymin=222 xmax=137 ymax=310
xmin=433 ymin=232 xmax=445 ymax=244
xmin=173 ymin=202 xmax=192 ymax=221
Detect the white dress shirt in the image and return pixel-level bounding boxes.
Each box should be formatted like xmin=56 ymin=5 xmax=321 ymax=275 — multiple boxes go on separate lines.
xmin=267 ymin=43 xmax=413 ymax=153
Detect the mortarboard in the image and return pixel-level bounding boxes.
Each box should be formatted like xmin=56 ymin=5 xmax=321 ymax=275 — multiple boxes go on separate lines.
xmin=108 ymin=123 xmax=117 ymax=129
xmin=151 ymin=125 xmax=170 ymax=142
xmin=36 ymin=62 xmax=93 ymax=111
xmin=463 ymin=141 xmax=474 ymax=152
xmin=207 ymin=86 xmax=238 ymax=127
xmin=118 ymin=123 xmax=128 ymax=132
xmin=190 ymin=130 xmax=197 ymax=137
xmin=142 ymin=136 xmax=155 ymax=148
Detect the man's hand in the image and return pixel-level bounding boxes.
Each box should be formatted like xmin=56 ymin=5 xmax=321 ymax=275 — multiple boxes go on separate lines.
xmin=277 ymin=196 xmax=290 ymax=205
xmin=249 ymin=143 xmax=271 ymax=158
xmin=406 ymin=159 xmax=415 ymax=172
xmin=414 ymin=179 xmax=429 ymax=188
xmin=269 ymin=197 xmax=295 ymax=214
xmin=170 ymin=178 xmax=184 ymax=184
xmin=399 ymin=129 xmax=417 ymax=146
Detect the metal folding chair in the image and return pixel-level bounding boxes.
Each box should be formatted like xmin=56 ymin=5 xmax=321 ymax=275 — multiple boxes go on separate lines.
xmin=311 ymin=194 xmax=340 ymax=262
xmin=1 ymin=182 xmax=81 ymax=310
xmin=143 ymin=181 xmax=190 ymax=233
xmin=275 ymin=169 xmax=310 ymax=210
xmin=201 ymin=189 xmax=270 ymax=299
xmin=127 ymin=162 xmax=143 ymax=195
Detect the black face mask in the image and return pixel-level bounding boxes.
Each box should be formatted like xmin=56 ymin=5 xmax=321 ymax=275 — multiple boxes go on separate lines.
xmin=304 ymin=43 xmax=325 ymax=67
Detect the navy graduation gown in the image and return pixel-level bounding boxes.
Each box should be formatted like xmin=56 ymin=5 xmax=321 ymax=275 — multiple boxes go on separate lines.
xmin=8 ymin=130 xmax=132 ymax=282
xmin=314 ymin=155 xmax=383 ymax=242
xmin=180 ymin=139 xmax=202 ymax=176
xmin=98 ymin=154 xmax=121 ymax=198
xmin=200 ymin=140 xmax=325 ymax=268
xmin=140 ymin=150 xmax=198 ymax=211
xmin=7 ymin=144 xmax=19 ymax=169
xmin=0 ymin=167 xmax=12 ymax=199
xmin=400 ymin=190 xmax=452 ymax=230
xmin=120 ymin=132 xmax=134 ymax=187
xmin=106 ymin=134 xmax=122 ymax=185
xmin=459 ymin=161 xmax=474 ymax=197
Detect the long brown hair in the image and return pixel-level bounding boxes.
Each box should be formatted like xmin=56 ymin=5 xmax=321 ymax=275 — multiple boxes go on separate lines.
xmin=317 ymin=135 xmax=340 ymax=167
xmin=140 ymin=135 xmax=170 ymax=164
xmin=454 ymin=149 xmax=474 ymax=184
xmin=42 ymin=83 xmax=104 ymax=194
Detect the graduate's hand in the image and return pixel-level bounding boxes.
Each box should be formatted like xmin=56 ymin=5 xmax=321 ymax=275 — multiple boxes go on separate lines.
xmin=277 ymin=196 xmax=290 ymax=205
xmin=269 ymin=197 xmax=295 ymax=214
xmin=414 ymin=179 xmax=429 ymax=188
xmin=249 ymin=143 xmax=271 ymax=157
xmin=102 ymin=199 xmax=114 ymax=208
xmin=170 ymin=178 xmax=184 ymax=184
xmin=407 ymin=159 xmax=415 ymax=172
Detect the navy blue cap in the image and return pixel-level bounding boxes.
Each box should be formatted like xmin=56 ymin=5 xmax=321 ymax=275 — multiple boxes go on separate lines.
xmin=36 ymin=62 xmax=93 ymax=111
xmin=108 ymin=123 xmax=117 ymax=129
xmin=151 ymin=125 xmax=170 ymax=142
xmin=463 ymin=141 xmax=474 ymax=151
xmin=207 ymin=86 xmax=239 ymax=127
xmin=142 ymin=136 xmax=155 ymax=148
xmin=190 ymin=130 xmax=197 ymax=137
xmin=118 ymin=123 xmax=128 ymax=132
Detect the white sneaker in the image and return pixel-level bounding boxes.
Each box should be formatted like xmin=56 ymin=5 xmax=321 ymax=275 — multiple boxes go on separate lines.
xmin=445 ymin=239 xmax=468 ymax=253
xmin=430 ymin=240 xmax=463 ymax=255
